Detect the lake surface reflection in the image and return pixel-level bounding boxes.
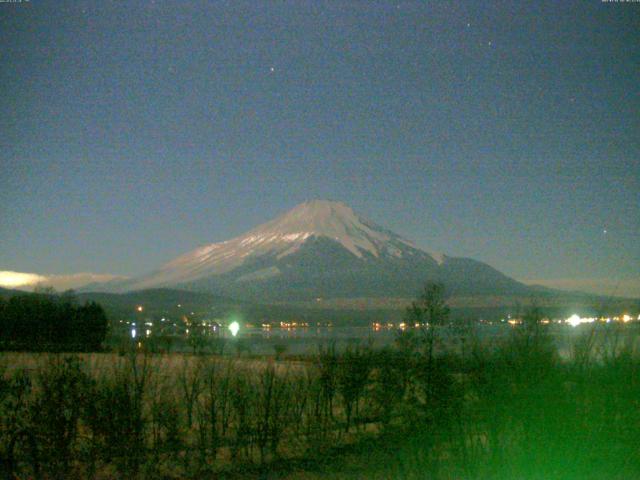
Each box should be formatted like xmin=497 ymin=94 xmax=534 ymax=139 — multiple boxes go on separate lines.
xmin=230 ymin=323 xmax=639 ymax=357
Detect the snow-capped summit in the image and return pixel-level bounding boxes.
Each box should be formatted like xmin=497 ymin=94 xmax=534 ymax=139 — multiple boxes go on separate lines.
xmin=240 ymin=199 xmax=418 ymax=258
xmin=99 ymin=200 xmax=529 ymax=299
xmin=124 ymin=200 xmax=435 ymax=290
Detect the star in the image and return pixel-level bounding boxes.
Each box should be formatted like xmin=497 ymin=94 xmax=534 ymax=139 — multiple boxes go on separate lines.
xmin=269 ymin=66 xmax=275 ymax=73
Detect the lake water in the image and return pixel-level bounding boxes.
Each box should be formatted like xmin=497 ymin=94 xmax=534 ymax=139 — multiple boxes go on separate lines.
xmin=225 ymin=323 xmax=639 ymax=357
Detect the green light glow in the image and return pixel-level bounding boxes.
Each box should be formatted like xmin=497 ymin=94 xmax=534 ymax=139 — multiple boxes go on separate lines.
xmin=229 ymin=321 xmax=240 ymax=337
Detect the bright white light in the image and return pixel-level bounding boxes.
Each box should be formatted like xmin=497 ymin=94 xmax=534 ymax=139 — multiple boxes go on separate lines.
xmin=567 ymin=314 xmax=582 ymax=327
xmin=566 ymin=314 xmax=596 ymax=327
xmin=0 ymin=271 xmax=47 ymax=288
xmin=229 ymin=321 xmax=240 ymax=337
xmin=131 ymin=328 xmax=137 ymax=339
xmin=136 ymin=305 xmax=143 ymax=312
xmin=0 ymin=271 xmax=125 ymax=290
xmin=145 ymin=329 xmax=151 ymax=337
xmin=622 ymin=314 xmax=631 ymax=323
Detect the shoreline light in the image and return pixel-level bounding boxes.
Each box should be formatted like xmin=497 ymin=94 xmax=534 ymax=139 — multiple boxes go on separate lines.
xmin=229 ymin=321 xmax=240 ymax=337
xmin=567 ymin=314 xmax=581 ymax=327
xmin=566 ymin=314 xmax=597 ymax=327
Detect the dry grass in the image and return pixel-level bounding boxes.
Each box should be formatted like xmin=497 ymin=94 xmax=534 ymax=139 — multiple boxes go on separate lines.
xmin=1 ymin=322 xmax=639 ymax=479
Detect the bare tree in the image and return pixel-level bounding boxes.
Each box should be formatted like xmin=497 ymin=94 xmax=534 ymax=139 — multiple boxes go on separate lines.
xmin=178 ymin=356 xmax=204 ymax=429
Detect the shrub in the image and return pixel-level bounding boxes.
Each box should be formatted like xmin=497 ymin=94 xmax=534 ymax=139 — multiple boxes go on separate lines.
xmin=32 ymin=355 xmax=92 ymax=477
xmin=0 ymin=368 xmax=39 ymax=479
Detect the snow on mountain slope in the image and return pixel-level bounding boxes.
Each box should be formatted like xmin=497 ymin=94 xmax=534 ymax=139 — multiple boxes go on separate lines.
xmin=125 ymin=200 xmax=442 ymax=290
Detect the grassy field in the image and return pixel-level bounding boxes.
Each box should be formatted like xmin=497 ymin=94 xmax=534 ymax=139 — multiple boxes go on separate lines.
xmin=1 ymin=321 xmax=639 ymax=479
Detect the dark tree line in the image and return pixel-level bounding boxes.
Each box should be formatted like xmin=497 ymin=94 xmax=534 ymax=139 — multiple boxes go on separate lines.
xmin=0 ymin=291 xmax=108 ymax=351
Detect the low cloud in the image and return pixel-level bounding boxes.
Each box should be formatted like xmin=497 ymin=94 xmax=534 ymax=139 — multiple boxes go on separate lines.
xmin=0 ymin=271 xmax=127 ymax=291
xmin=524 ymin=278 xmax=640 ymax=299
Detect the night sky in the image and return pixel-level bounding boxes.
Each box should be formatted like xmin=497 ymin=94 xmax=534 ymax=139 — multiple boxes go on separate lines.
xmin=1 ymin=1 xmax=638 ymax=296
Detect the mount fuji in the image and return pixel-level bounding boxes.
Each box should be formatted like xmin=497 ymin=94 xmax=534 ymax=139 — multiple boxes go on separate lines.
xmin=95 ymin=200 xmax=531 ymax=301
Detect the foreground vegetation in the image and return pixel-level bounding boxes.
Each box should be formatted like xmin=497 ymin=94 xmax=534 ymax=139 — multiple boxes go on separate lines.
xmin=0 ymin=288 xmax=638 ymax=479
